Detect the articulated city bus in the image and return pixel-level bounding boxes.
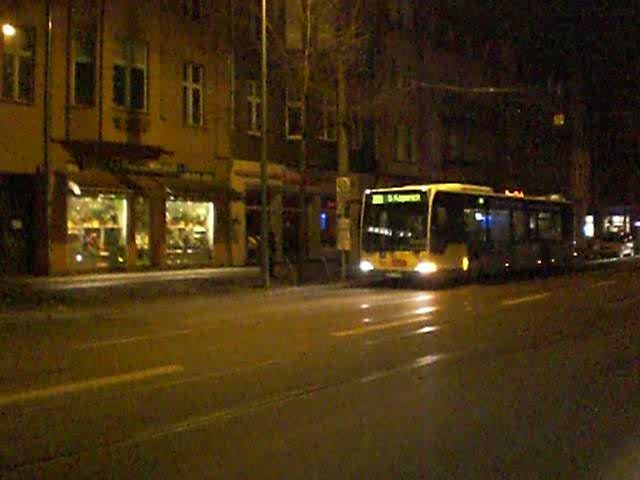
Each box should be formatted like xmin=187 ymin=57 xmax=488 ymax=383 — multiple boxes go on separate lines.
xmin=359 ymin=183 xmax=575 ymax=281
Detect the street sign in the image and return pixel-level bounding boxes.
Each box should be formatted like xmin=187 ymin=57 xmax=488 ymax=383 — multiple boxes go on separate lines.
xmin=337 ymin=217 xmax=351 ymax=251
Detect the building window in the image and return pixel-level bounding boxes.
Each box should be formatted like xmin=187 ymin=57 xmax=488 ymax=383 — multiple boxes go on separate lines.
xmin=2 ymin=26 xmax=35 ymax=103
xmin=249 ymin=3 xmax=262 ymax=43
xmin=113 ymin=40 xmax=147 ymax=110
xmin=319 ymin=90 xmax=336 ymax=142
xmin=166 ymin=200 xmax=215 ymax=266
xmin=447 ymin=130 xmax=461 ymax=162
xmin=286 ymin=86 xmax=302 ymax=139
xmin=72 ymin=32 xmax=96 ymax=105
xmin=388 ymin=0 xmax=412 ymax=29
xmin=388 ymin=2 xmax=400 ymax=26
xmin=400 ymin=0 xmax=414 ymax=29
xmin=67 ymin=193 xmax=128 ymax=271
xmin=183 ymin=63 xmax=204 ymax=126
xmin=395 ymin=124 xmax=414 ymax=163
xmin=247 ymin=80 xmax=262 ymax=135
xmin=183 ymin=0 xmax=204 ymax=20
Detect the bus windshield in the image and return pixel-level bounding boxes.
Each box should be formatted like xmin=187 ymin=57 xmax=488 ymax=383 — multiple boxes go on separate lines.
xmin=362 ymin=191 xmax=428 ymax=252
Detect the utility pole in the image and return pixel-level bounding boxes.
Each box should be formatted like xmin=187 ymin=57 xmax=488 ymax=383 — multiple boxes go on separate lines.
xmin=260 ymin=0 xmax=270 ymax=288
xmin=297 ymin=0 xmax=312 ymax=284
xmin=42 ymin=0 xmax=53 ymax=275
xmin=336 ymin=5 xmax=350 ymax=282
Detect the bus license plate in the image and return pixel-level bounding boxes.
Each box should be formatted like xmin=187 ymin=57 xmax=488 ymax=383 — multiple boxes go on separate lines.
xmin=386 ymin=272 xmax=402 ymax=278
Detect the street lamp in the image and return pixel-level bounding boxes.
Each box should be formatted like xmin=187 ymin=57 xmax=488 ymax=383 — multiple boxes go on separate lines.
xmin=2 ymin=23 xmax=16 ymax=36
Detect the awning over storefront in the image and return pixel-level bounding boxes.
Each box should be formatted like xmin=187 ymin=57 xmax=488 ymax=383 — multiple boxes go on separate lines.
xmin=67 ymin=170 xmax=128 ymax=194
xmin=162 ymin=177 xmax=230 ymax=200
xmin=67 ymin=169 xmax=241 ymax=201
xmin=120 ymin=175 xmax=242 ymax=201
xmin=121 ymin=175 xmax=161 ymax=194
xmin=58 ymin=140 xmax=173 ymax=163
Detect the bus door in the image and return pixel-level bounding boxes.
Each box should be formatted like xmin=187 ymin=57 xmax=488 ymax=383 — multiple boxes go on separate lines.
xmin=484 ymin=198 xmax=512 ymax=272
xmin=430 ymin=192 xmax=475 ymax=269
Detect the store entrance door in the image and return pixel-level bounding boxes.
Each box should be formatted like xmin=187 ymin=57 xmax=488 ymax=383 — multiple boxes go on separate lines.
xmin=0 ymin=176 xmax=34 ymax=275
xmin=246 ymin=208 xmax=261 ymax=266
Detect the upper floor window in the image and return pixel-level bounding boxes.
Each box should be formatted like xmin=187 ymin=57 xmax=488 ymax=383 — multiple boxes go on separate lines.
xmin=72 ymin=32 xmax=96 ymax=105
xmin=249 ymin=3 xmax=262 ymax=43
xmin=395 ymin=124 xmax=414 ymax=163
xmin=1 ymin=26 xmax=35 ymax=103
xmin=319 ymin=90 xmax=336 ymax=142
xmin=388 ymin=0 xmax=413 ymax=30
xmin=285 ymin=86 xmax=302 ymax=140
xmin=183 ymin=0 xmax=204 ymax=20
xmin=391 ymin=58 xmax=404 ymax=89
xmin=113 ymin=39 xmax=147 ymax=110
xmin=247 ymin=80 xmax=262 ymax=135
xmin=183 ymin=63 xmax=204 ymax=126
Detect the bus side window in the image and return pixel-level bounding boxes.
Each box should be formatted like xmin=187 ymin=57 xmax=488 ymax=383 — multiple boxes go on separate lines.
xmin=489 ymin=209 xmax=510 ymax=250
xmin=538 ymin=211 xmax=562 ymax=241
xmin=431 ymin=193 xmax=465 ymax=253
xmin=512 ymin=209 xmax=528 ymax=243
xmin=463 ymin=205 xmax=487 ymax=260
xmin=529 ymin=212 xmax=538 ymax=240
xmin=562 ymin=208 xmax=574 ymax=241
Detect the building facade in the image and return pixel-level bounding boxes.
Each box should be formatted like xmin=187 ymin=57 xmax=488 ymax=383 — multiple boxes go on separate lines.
xmin=1 ymin=0 xmax=237 ymax=275
xmin=0 ymin=0 xmax=590 ymax=277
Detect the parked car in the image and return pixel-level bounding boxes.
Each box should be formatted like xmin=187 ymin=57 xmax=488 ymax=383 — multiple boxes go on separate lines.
xmin=592 ymin=232 xmax=635 ymax=259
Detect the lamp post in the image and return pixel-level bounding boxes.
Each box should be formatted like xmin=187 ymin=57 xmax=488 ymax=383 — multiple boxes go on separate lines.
xmin=260 ymin=0 xmax=270 ymax=288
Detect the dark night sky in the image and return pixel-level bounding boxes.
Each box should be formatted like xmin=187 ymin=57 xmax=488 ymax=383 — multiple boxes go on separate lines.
xmin=491 ymin=1 xmax=640 ymax=113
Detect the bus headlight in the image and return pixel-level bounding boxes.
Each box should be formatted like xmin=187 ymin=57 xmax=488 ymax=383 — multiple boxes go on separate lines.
xmin=359 ymin=260 xmax=374 ymax=273
xmin=415 ymin=261 xmax=437 ymax=274
xmin=462 ymin=256 xmax=469 ymax=272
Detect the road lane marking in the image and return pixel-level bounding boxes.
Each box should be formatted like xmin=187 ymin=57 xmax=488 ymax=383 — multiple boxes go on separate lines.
xmin=130 ymin=360 xmax=278 ymax=393
xmin=332 ymin=314 xmax=435 ymax=337
xmin=0 ymin=365 xmax=183 ymax=407
xmin=129 ymin=383 xmax=331 ymax=444
xmin=359 ymin=354 xmax=446 ymax=383
xmin=130 ymin=354 xmax=448 ymax=444
xmin=500 ymin=292 xmax=550 ymax=306
xmin=74 ymin=329 xmax=201 ymax=349
xmin=592 ymin=280 xmax=617 ymax=288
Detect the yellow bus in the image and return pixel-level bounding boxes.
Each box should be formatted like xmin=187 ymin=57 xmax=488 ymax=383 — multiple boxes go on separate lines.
xmin=359 ymin=183 xmax=575 ymax=281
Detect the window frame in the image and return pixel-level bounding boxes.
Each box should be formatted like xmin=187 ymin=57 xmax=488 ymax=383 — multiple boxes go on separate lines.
xmin=1 ymin=25 xmax=35 ymax=103
xmin=183 ymin=0 xmax=204 ymax=20
xmin=285 ymin=86 xmax=302 ymax=140
xmin=394 ymin=124 xmax=414 ymax=163
xmin=247 ymin=79 xmax=262 ymax=136
xmin=113 ymin=39 xmax=148 ymax=111
xmin=319 ymin=90 xmax=337 ymax=142
xmin=183 ymin=62 xmax=204 ymax=127
xmin=72 ymin=31 xmax=96 ymax=106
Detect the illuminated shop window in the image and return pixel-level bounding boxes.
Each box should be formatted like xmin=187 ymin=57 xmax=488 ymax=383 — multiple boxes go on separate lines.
xmin=67 ymin=194 xmax=128 ymax=271
xmin=584 ymin=215 xmax=594 ymax=238
xmin=165 ymin=200 xmax=215 ymax=266
xmin=603 ymin=215 xmax=629 ymax=234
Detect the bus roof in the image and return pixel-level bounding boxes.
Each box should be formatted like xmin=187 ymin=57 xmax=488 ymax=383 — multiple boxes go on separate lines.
xmin=365 ymin=183 xmax=571 ymax=204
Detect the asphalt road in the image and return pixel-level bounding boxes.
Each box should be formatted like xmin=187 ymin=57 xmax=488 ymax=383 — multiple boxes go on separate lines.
xmin=1 ymin=262 xmax=640 ymax=479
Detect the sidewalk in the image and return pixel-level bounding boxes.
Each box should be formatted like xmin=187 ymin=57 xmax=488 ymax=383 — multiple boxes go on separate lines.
xmin=0 ymin=259 xmax=351 ymax=311
xmin=0 ymin=267 xmax=259 ymax=310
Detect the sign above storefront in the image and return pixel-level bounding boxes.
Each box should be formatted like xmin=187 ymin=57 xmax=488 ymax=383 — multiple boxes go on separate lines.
xmin=101 ymin=158 xmax=186 ymax=177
